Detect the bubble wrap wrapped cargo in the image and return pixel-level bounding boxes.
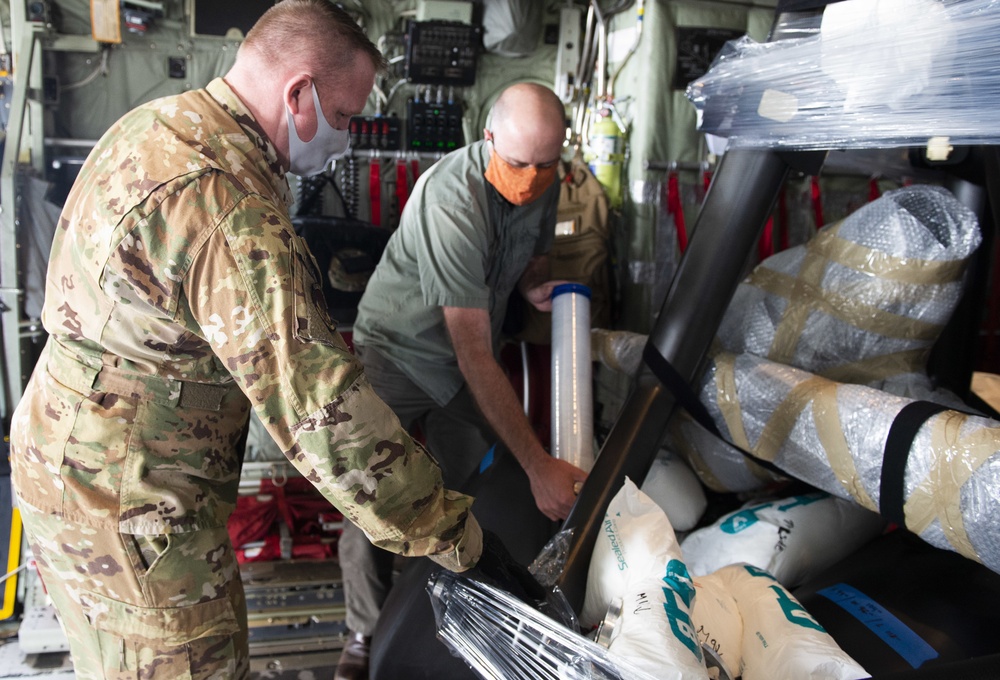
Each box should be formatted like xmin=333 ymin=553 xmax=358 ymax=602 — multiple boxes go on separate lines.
xmin=697 ymin=352 xmax=1000 ymax=574
xmin=717 ymin=185 xmax=981 ymax=390
xmin=669 ymin=185 xmax=981 ymax=493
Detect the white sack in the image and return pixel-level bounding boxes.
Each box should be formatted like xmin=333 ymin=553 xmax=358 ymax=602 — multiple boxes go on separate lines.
xmin=585 ymin=479 xmax=708 ymax=679
xmin=641 ymin=451 xmax=708 ymax=532
xmin=582 ymin=477 xmax=678 ymax=626
xmin=681 ymin=492 xmax=885 ymax=588
xmin=607 ymin=566 xmax=709 ymax=680
xmin=716 ymin=563 xmax=869 ymax=680
xmin=691 ymin=571 xmax=743 ymax=680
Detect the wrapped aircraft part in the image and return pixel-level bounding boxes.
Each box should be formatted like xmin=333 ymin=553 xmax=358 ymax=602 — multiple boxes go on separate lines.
xmin=669 ymin=413 xmax=787 ymax=493
xmin=427 ymin=571 xmax=664 ymax=680
xmin=716 ymin=185 xmax=981 ymax=389
xmin=698 ymin=351 xmax=1000 ymax=575
xmin=591 ymin=328 xmax=646 ymax=376
xmin=675 ymin=185 xmax=980 ymax=494
xmin=686 ymin=0 xmax=1000 ymax=150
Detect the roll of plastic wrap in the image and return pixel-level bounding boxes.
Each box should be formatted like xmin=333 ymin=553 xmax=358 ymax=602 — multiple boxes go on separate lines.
xmin=552 ymin=283 xmax=594 ymax=472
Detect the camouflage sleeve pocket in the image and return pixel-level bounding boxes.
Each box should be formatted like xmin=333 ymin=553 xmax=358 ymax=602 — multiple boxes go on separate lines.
xmin=291 ymin=235 xmax=348 ymax=350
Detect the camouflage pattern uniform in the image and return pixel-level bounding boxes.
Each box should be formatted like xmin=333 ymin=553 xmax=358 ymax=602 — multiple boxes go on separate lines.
xmin=9 ymin=78 xmax=481 ymax=679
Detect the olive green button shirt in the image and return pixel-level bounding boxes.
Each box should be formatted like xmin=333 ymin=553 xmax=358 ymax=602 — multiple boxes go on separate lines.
xmin=353 ymin=140 xmax=558 ymax=406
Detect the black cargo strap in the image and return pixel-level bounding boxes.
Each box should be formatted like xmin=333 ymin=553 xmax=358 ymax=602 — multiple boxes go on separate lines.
xmin=642 ymin=343 xmax=721 ymax=437
xmin=879 ymin=400 xmax=952 ymax=527
xmin=642 ymin=343 xmax=789 ymax=478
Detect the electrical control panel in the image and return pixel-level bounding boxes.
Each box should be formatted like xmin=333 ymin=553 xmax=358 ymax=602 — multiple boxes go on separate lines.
xmin=349 ymin=115 xmax=402 ymax=151
xmin=404 ymin=20 xmax=482 ymax=86
xmin=406 ymin=100 xmax=464 ymax=152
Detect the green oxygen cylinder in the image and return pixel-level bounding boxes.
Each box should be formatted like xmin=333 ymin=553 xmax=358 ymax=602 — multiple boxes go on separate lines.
xmin=586 ymin=111 xmax=624 ymax=209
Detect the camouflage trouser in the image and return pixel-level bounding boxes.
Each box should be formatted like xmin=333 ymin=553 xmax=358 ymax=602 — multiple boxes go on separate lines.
xmin=17 ymin=498 xmax=249 ymax=680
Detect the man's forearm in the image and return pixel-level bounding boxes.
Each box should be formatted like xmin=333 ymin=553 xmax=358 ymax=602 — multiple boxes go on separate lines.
xmin=460 ymin=351 xmax=550 ymax=475
xmin=444 ymin=305 xmax=585 ymax=520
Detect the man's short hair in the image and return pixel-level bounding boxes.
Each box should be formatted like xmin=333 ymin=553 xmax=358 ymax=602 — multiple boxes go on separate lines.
xmin=242 ymin=0 xmax=388 ymax=77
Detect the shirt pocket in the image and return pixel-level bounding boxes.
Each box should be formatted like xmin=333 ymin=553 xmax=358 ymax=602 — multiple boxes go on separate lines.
xmin=291 ymin=235 xmax=348 ymax=350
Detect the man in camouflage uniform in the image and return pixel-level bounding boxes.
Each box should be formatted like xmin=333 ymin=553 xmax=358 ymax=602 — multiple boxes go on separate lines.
xmin=9 ymin=2 xmax=491 ymax=677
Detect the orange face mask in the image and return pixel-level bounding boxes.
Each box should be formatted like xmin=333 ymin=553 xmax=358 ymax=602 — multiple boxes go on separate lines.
xmin=484 ymin=149 xmax=559 ymax=206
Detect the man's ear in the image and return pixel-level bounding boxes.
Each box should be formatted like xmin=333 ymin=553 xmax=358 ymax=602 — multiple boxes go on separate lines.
xmin=483 ymin=128 xmax=493 ymax=143
xmin=283 ymin=74 xmax=313 ymax=115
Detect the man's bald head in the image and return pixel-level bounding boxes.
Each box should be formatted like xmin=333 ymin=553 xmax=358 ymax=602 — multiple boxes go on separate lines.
xmin=487 ymin=83 xmax=567 ymax=167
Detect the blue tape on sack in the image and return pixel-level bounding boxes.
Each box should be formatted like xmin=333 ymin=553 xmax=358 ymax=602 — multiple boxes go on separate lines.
xmin=817 ymin=583 xmax=939 ymax=669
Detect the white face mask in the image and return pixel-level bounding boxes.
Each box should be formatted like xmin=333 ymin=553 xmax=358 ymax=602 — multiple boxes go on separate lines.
xmin=285 ymin=82 xmax=351 ymax=176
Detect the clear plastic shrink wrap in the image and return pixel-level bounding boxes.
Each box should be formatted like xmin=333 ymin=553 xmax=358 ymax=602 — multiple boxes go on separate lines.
xmin=700 ymin=351 xmax=1000 ymax=574
xmin=427 ymin=571 xmax=666 ymax=680
xmin=671 ymin=185 xmax=980 ymax=493
xmin=686 ymin=0 xmax=1000 ymax=150
xmin=591 ymin=328 xmax=647 ymax=375
xmin=432 ymin=480 xmax=711 ymax=680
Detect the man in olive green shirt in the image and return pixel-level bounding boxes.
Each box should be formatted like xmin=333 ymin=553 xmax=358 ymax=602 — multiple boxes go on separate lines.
xmin=340 ymin=83 xmax=588 ymax=680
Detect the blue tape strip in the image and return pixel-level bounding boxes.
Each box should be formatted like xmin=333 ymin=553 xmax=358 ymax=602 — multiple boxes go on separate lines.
xmin=478 ymin=444 xmax=496 ymax=474
xmin=817 ymin=583 xmax=938 ymax=669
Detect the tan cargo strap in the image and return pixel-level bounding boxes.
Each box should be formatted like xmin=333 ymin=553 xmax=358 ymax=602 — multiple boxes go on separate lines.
xmin=46 ymin=339 xmax=234 ymax=411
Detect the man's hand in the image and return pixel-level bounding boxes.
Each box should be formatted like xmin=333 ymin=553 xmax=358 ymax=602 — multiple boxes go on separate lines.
xmin=521 ymin=279 xmax=571 ymax=313
xmin=443 ymin=305 xmax=587 ymax=522
xmin=523 ymin=455 xmax=588 ymax=521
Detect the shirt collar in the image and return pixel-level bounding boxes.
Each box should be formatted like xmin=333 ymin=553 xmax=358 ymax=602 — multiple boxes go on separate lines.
xmin=206 ymin=77 xmax=284 ymax=180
